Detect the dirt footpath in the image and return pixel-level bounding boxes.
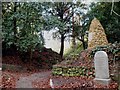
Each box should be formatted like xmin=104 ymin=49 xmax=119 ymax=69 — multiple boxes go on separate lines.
xmin=16 ymin=71 xmax=51 ymax=88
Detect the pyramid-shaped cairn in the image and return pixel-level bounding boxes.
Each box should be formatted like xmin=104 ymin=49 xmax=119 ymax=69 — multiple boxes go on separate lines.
xmin=88 ymin=18 xmax=108 ymax=49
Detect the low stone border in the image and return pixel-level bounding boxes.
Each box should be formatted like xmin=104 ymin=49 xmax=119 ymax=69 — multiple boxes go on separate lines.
xmin=52 ymin=65 xmax=95 ymax=77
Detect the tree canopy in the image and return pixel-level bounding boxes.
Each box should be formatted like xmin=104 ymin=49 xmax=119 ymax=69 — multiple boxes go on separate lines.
xmin=43 ymin=2 xmax=87 ymax=57
xmin=2 ymin=2 xmax=45 ymax=53
xmin=86 ymin=2 xmax=120 ymax=43
xmin=2 ymin=2 xmax=120 ymax=58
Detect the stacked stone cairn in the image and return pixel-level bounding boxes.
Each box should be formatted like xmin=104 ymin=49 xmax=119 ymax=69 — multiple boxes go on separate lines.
xmin=88 ymin=18 xmax=108 ymax=49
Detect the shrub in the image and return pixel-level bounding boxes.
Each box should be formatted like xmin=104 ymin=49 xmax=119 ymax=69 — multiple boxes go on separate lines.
xmin=90 ymin=42 xmax=120 ymax=61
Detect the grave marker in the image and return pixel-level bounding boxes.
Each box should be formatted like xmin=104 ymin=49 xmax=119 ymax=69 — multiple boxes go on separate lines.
xmin=94 ymin=51 xmax=111 ymax=85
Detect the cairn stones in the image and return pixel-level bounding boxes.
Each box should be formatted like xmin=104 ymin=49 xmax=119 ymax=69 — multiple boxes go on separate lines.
xmin=94 ymin=51 xmax=111 ymax=85
xmin=88 ymin=18 xmax=108 ymax=49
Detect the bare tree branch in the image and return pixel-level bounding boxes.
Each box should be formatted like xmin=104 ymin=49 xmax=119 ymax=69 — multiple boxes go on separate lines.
xmin=110 ymin=0 xmax=114 ymax=15
xmin=113 ymin=10 xmax=120 ymax=17
xmin=111 ymin=0 xmax=120 ymax=17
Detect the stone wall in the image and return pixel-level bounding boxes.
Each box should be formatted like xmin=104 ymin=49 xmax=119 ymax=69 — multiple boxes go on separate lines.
xmin=52 ymin=65 xmax=95 ymax=77
xmin=88 ymin=18 xmax=108 ymax=49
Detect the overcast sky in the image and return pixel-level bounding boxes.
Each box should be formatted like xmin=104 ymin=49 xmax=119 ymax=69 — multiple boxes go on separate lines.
xmin=43 ymin=30 xmax=71 ymax=53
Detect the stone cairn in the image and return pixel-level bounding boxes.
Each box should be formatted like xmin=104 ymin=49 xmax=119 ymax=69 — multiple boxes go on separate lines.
xmin=88 ymin=18 xmax=108 ymax=49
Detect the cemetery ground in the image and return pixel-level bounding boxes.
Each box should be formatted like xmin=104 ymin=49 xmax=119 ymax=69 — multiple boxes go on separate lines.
xmin=1 ymin=46 xmax=119 ymax=89
xmin=2 ymin=2 xmax=120 ymax=90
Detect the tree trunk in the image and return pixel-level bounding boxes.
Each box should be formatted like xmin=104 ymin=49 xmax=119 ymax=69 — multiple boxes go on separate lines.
xmin=77 ymin=37 xmax=86 ymax=50
xmin=60 ymin=34 xmax=65 ymax=57
xmin=13 ymin=2 xmax=17 ymax=43
xmin=30 ymin=49 xmax=33 ymax=61
xmin=72 ymin=27 xmax=76 ymax=48
xmin=82 ymin=40 xmax=86 ymax=50
xmin=71 ymin=14 xmax=76 ymax=48
xmin=81 ymin=36 xmax=86 ymax=49
xmin=71 ymin=33 xmax=76 ymax=48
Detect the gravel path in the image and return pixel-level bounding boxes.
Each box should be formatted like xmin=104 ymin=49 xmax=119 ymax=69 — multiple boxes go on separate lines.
xmin=16 ymin=71 xmax=51 ymax=88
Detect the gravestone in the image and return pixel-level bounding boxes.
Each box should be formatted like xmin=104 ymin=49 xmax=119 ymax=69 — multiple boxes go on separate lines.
xmin=88 ymin=18 xmax=108 ymax=49
xmin=94 ymin=51 xmax=111 ymax=85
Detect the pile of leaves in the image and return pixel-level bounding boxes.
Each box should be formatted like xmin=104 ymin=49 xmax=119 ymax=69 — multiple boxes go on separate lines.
xmin=2 ymin=69 xmax=38 ymax=88
xmin=1 ymin=72 xmax=16 ymax=88
xmin=51 ymin=76 xmax=118 ymax=89
xmin=52 ymin=44 xmax=120 ymax=89
xmin=32 ymin=47 xmax=62 ymax=69
xmin=53 ymin=45 xmax=120 ymax=78
xmin=32 ymin=79 xmax=51 ymax=88
xmin=32 ymin=75 xmax=118 ymax=89
xmin=52 ymin=49 xmax=93 ymax=77
xmin=2 ymin=70 xmax=118 ymax=89
xmin=2 ymin=47 xmax=62 ymax=70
